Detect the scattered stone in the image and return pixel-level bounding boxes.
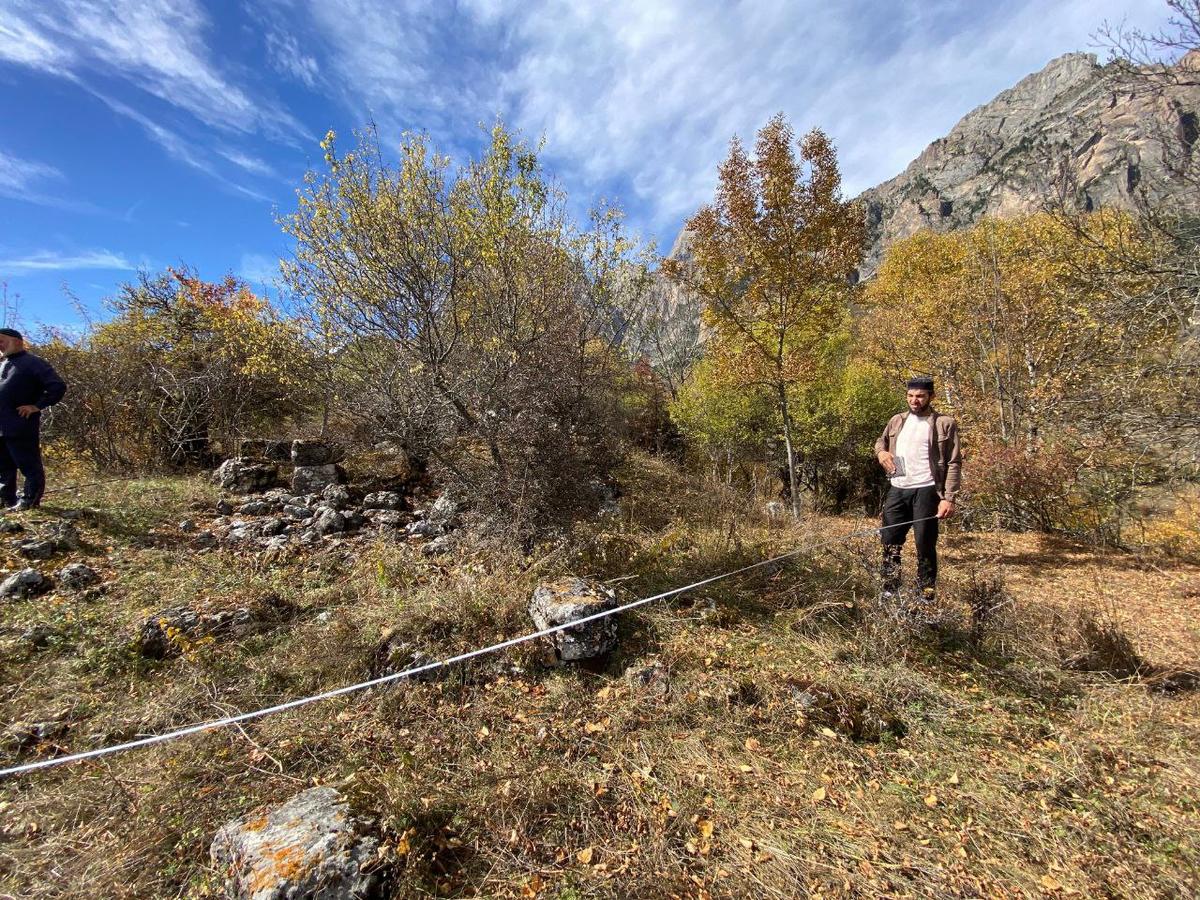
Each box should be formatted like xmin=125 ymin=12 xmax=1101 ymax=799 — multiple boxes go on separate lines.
xmin=420 ymin=535 xmax=451 ymax=557
xmin=292 ymin=464 xmax=344 ymax=495
xmin=284 ymin=503 xmax=312 ymax=520
xmin=45 ymin=522 xmax=82 ymax=550
xmin=291 ymin=439 xmax=338 ymax=466
xmin=3 ymin=720 xmax=68 ymax=752
xmin=321 ymin=483 xmax=353 ymax=509
xmin=0 ymin=519 xmax=24 ymax=533
xmin=428 ymin=493 xmax=460 ymax=525
xmin=405 ymin=519 xmax=442 ymax=538
xmin=193 ymin=531 xmax=219 ymax=550
xmin=529 ymin=576 xmax=620 ymax=662
xmin=212 ymin=458 xmax=279 ymax=494
xmin=312 ymin=507 xmax=347 ymax=535
xmin=624 ymin=660 xmax=670 ymax=696
xmin=16 ymin=539 xmax=55 ymax=560
xmin=259 ymin=517 xmax=289 ymax=537
xmin=0 ymin=568 xmax=51 ymax=600
xmin=211 ymin=786 xmax=386 ymax=900
xmin=215 ymin=499 xmax=234 ymax=515
xmin=136 ymin=596 xmax=291 ymax=659
xmin=235 ymin=500 xmax=274 ymax=517
xmin=57 ymin=562 xmax=100 ymax=591
xmin=20 ymin=623 xmax=56 ymax=650
xmin=366 ymin=510 xmax=405 ymax=530
xmin=261 ymin=535 xmax=292 ymax=555
xmin=179 ymin=519 xmax=198 ymax=534
xmin=362 ymin=491 xmax=404 ymax=511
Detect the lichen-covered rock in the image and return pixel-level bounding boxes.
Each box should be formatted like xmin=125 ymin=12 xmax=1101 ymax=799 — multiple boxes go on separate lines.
xmin=236 ymin=500 xmax=274 ymax=517
xmin=213 ymin=458 xmax=278 ymax=494
xmin=365 ymin=510 xmax=405 ymax=530
xmin=57 ymin=562 xmax=100 ymax=591
xmin=16 ymin=539 xmax=55 ymax=560
xmin=136 ymin=596 xmax=290 ymax=659
xmin=529 ymin=577 xmax=620 ymax=662
xmin=321 ymin=483 xmax=353 ymax=509
xmin=0 ymin=568 xmax=51 ymax=600
xmin=211 ymin=786 xmax=386 ymax=900
xmin=292 ymin=464 xmax=344 ymax=495
xmin=312 ymin=507 xmax=346 ymax=535
xmin=362 ymin=491 xmax=404 ymax=511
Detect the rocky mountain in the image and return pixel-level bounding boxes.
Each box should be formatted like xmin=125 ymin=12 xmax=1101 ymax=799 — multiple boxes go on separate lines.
xmin=650 ymin=50 xmax=1200 ymax=342
xmin=856 ymin=51 xmax=1200 ymax=277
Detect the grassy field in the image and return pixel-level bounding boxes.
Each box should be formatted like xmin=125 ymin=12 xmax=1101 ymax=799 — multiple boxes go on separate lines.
xmin=0 ymin=456 xmax=1197 ymax=898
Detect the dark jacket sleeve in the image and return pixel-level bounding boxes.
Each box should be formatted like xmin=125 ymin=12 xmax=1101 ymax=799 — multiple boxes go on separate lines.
xmin=34 ymin=358 xmax=67 ymax=409
xmin=942 ymin=419 xmax=963 ymax=501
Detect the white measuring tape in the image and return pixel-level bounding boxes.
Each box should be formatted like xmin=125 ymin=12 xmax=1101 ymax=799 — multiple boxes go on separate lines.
xmin=0 ymin=515 xmax=941 ymax=778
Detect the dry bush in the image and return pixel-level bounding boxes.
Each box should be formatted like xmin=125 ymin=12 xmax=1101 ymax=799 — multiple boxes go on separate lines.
xmin=1057 ymin=606 xmax=1149 ymax=680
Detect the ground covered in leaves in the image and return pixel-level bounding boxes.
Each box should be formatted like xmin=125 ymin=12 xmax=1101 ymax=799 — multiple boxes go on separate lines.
xmin=0 ymin=457 xmax=1197 ymax=898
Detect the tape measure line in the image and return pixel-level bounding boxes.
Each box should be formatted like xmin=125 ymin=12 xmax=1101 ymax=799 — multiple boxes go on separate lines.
xmin=0 ymin=515 xmax=940 ymax=778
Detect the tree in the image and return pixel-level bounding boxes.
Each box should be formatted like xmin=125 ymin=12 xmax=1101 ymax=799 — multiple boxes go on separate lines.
xmin=663 ymin=114 xmax=865 ymax=517
xmin=280 ymin=123 xmax=650 ymax=531
xmin=42 ymin=268 xmax=309 ymax=468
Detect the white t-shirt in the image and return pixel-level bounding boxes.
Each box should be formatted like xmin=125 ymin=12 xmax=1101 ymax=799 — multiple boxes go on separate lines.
xmin=890 ymin=414 xmax=936 ymax=489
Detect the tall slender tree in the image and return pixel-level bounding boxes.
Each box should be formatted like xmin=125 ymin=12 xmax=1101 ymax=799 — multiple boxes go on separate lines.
xmin=664 ymin=114 xmax=865 ymax=517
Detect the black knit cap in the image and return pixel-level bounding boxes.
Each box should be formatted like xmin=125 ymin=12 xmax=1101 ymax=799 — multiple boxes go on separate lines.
xmin=0 ymin=328 xmax=22 ymax=340
xmin=906 ymin=376 xmax=934 ymax=392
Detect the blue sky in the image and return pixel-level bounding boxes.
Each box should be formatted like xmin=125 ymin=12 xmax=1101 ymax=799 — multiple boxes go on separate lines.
xmin=0 ymin=0 xmax=1168 ymax=331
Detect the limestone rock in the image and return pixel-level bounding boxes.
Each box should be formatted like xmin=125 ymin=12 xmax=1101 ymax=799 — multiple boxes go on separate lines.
xmin=136 ymin=596 xmax=290 ymax=659
xmin=211 ymin=786 xmax=385 ymax=900
xmin=529 ymin=577 xmax=620 ymax=661
xmin=321 ymin=483 xmax=353 ymax=509
xmin=362 ymin=491 xmax=404 ymax=511
xmin=292 ymin=464 xmax=344 ymax=495
xmin=312 ymin=507 xmax=347 ymax=536
xmin=0 ymin=568 xmax=51 ymax=600
xmin=213 ymin=458 xmax=278 ymax=494
xmin=57 ymin=562 xmax=100 ymax=591
xmin=16 ymin=539 xmax=55 ymax=560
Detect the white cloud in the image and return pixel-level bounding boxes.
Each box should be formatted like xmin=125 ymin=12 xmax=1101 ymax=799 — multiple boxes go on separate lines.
xmin=300 ymin=0 xmax=1169 ymax=236
xmin=219 ymin=149 xmax=278 ymax=178
xmin=0 ymin=0 xmax=300 ymax=137
xmin=0 ymin=150 xmax=62 ymax=197
xmin=239 ymin=253 xmax=279 ymax=286
xmin=0 ymin=249 xmax=134 ymax=273
xmin=265 ymin=28 xmax=320 ymax=88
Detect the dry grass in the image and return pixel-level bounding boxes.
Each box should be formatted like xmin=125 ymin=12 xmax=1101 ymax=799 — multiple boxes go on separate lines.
xmin=0 ymin=456 xmax=1198 ymax=898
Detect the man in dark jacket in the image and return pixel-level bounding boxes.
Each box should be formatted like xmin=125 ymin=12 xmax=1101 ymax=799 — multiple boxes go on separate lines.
xmin=0 ymin=328 xmax=67 ymax=510
xmin=873 ymin=376 xmax=962 ymax=605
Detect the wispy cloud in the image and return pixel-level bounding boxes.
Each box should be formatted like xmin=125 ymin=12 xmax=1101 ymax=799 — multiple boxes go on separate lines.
xmin=265 ymin=28 xmax=320 ymax=88
xmin=0 ymin=149 xmax=62 ymax=197
xmin=239 ymin=253 xmax=279 ymax=286
xmin=218 ymin=149 xmax=278 ymax=178
xmin=297 ymin=0 xmax=1168 ymax=234
xmin=0 ymin=0 xmax=301 ymax=138
xmin=0 ymin=249 xmax=134 ymax=274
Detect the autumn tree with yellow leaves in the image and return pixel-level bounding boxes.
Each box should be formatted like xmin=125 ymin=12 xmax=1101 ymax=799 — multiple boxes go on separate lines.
xmin=42 ymin=268 xmax=309 ymax=469
xmin=664 ymin=114 xmax=865 ymax=517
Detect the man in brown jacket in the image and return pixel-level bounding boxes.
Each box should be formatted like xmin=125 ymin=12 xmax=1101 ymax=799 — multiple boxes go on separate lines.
xmin=874 ymin=376 xmax=962 ymax=603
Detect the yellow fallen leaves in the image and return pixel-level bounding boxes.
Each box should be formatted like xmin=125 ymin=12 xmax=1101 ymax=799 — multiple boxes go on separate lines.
xmin=924 ymin=793 xmax=938 ymax=808
xmin=577 ymin=847 xmax=594 ymax=865
xmin=811 ymin=786 xmax=827 ymax=803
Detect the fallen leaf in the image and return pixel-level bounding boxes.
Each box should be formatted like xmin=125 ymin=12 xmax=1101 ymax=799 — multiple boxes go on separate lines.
xmin=820 ymin=727 xmax=837 ymax=738
xmin=744 ymin=738 xmax=761 ymax=752
xmin=811 ymin=786 xmax=827 ymax=803
xmin=1040 ymin=874 xmax=1063 ymax=892
xmin=577 ymin=847 xmax=594 ymax=865
xmin=924 ymin=793 xmax=938 ymax=808
xmin=697 ymin=819 xmax=714 ymax=839
xmin=738 ymin=764 xmax=754 ymax=773
xmin=584 ymin=721 xmax=606 ymax=734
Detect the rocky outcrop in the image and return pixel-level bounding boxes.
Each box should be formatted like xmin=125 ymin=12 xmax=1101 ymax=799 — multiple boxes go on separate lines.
xmin=529 ymin=577 xmax=620 ymax=661
xmin=136 ymin=596 xmax=291 ymax=659
xmin=211 ymin=786 xmax=386 ymax=900
xmin=857 ymin=52 xmax=1200 ymax=277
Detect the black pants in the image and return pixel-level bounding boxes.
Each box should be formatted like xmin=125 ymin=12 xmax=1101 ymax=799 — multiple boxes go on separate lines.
xmin=881 ymin=484 xmax=940 ymax=592
xmin=0 ymin=432 xmax=45 ymax=506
